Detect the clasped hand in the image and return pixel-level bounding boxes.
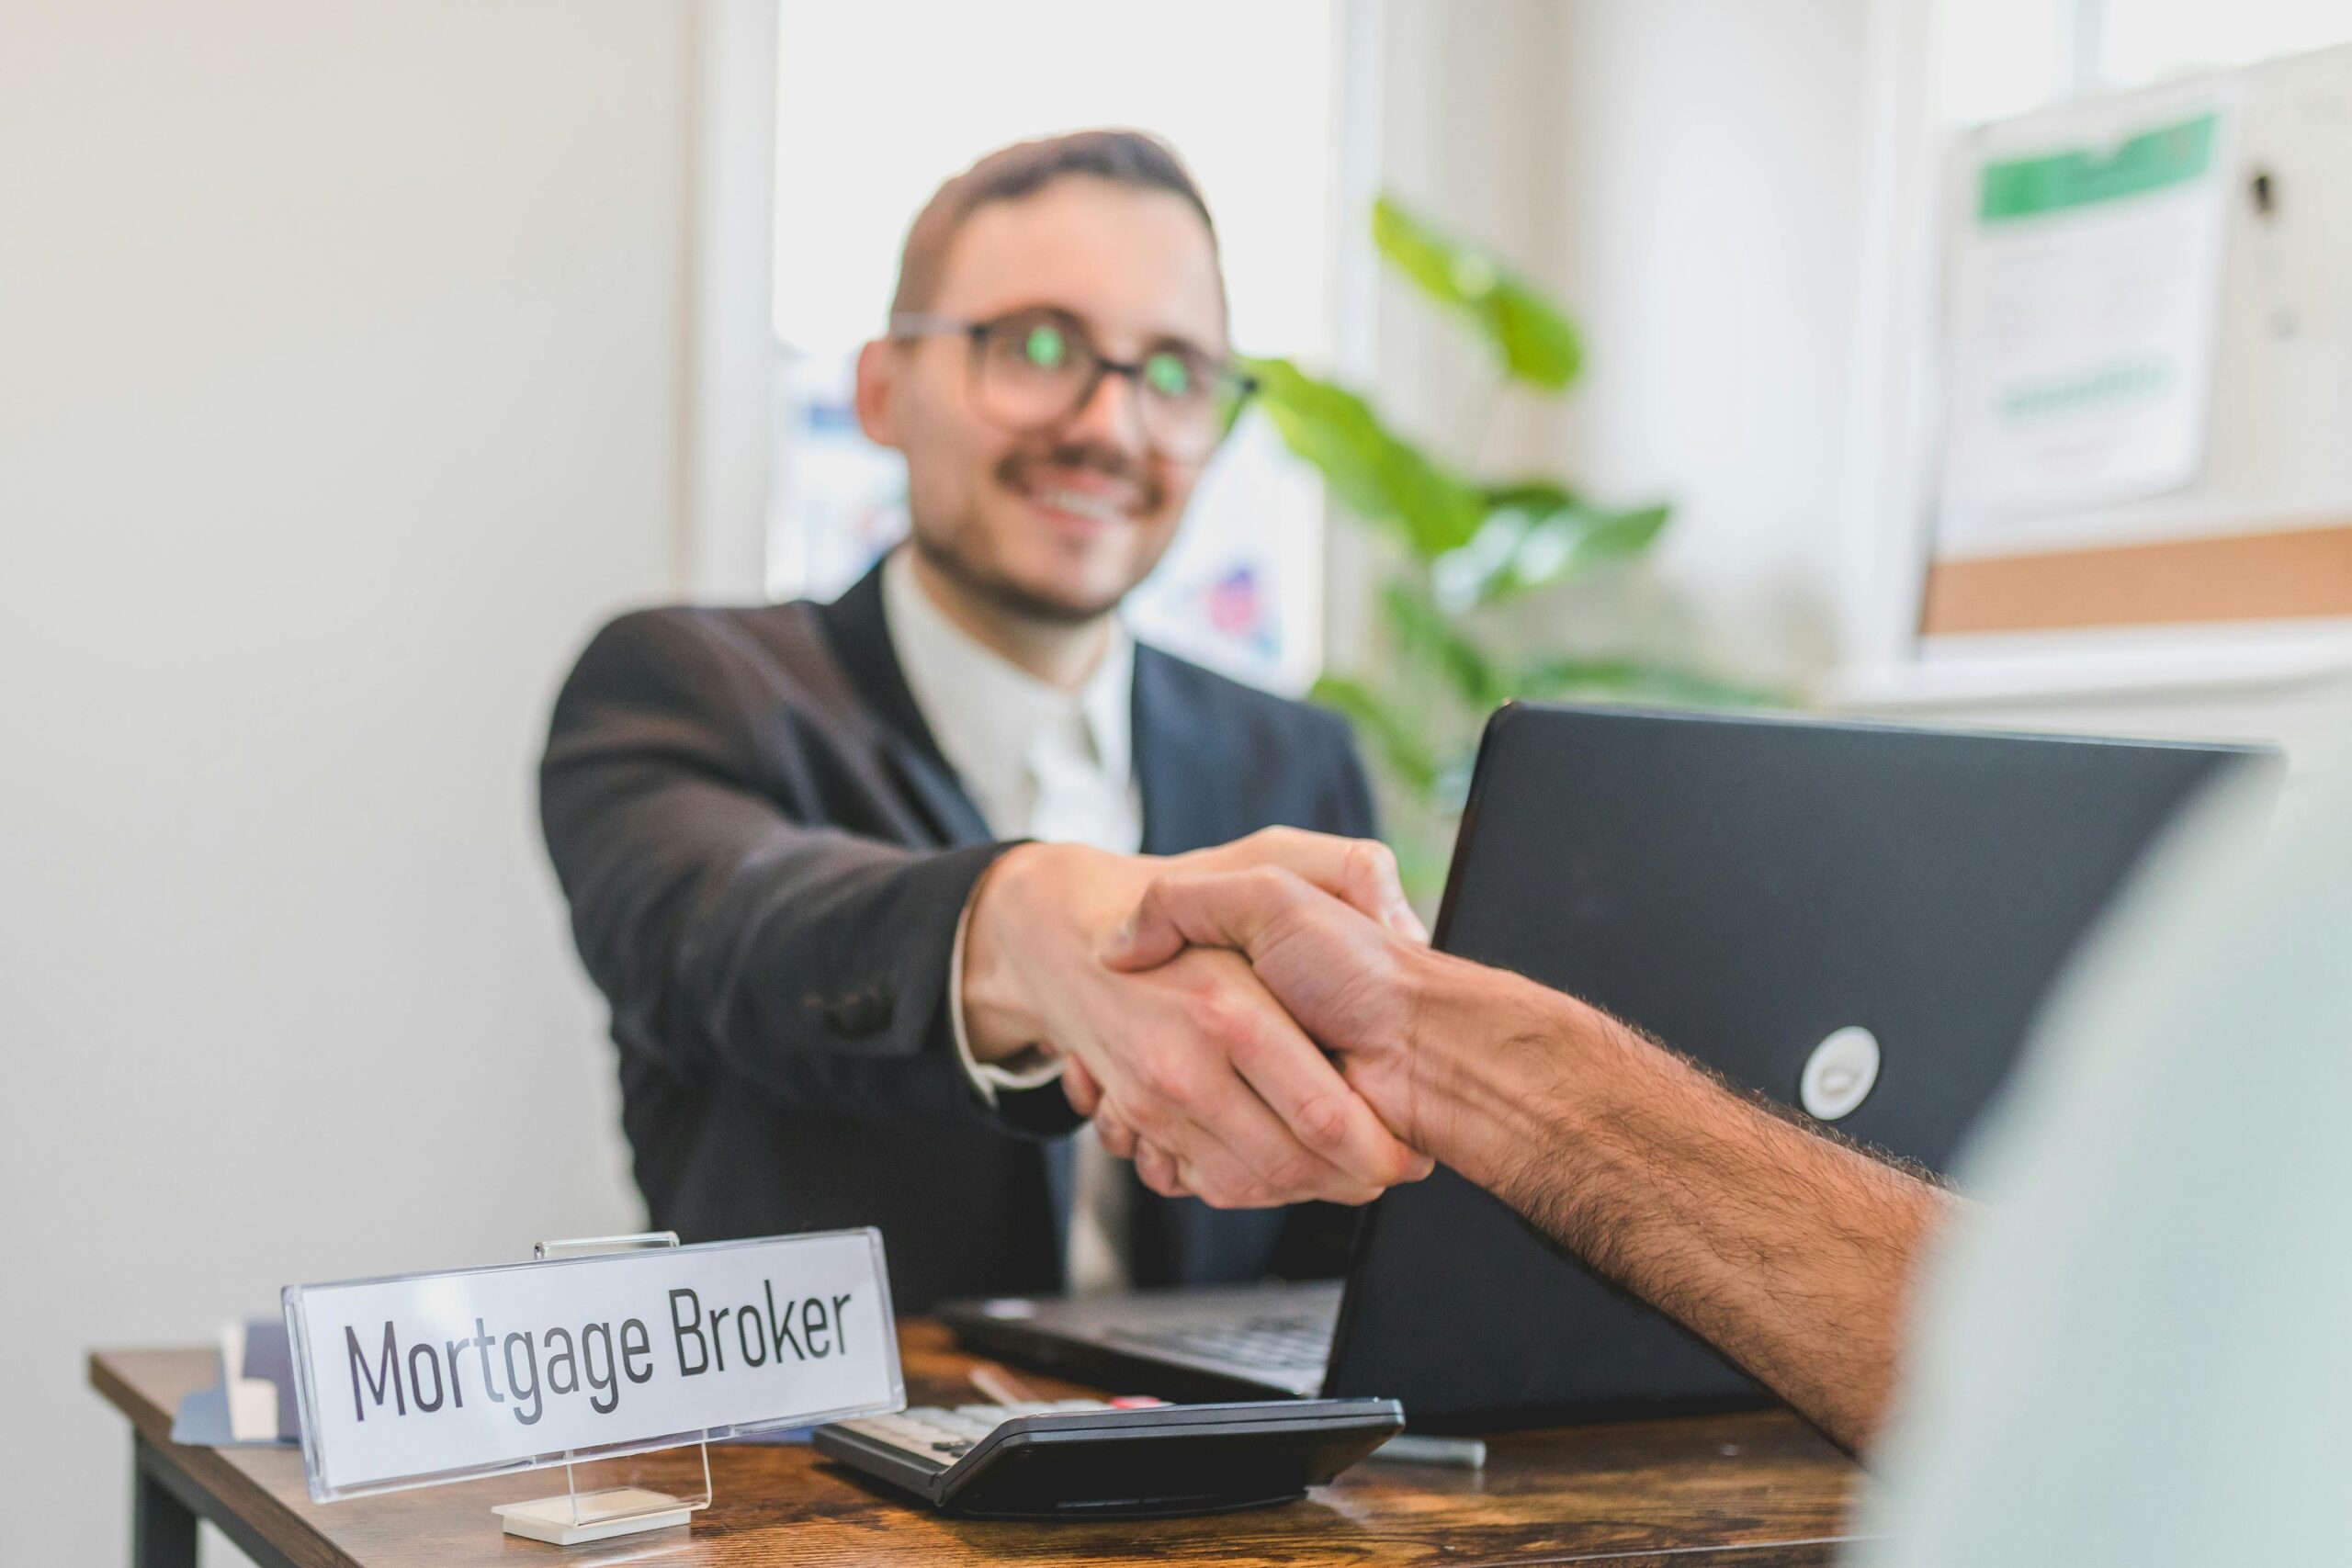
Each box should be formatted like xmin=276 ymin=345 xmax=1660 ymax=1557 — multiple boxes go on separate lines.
xmin=960 ymin=829 xmax=1435 ymax=1208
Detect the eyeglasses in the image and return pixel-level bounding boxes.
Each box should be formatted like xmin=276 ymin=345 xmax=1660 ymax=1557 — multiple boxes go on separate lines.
xmin=888 ymin=306 xmax=1256 ymax=463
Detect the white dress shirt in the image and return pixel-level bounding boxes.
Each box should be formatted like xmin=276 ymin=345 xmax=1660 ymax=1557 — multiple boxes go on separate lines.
xmin=881 ymin=547 xmax=1141 ymax=1294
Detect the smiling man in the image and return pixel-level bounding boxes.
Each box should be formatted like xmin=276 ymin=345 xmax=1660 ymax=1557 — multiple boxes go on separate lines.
xmin=539 ymin=131 xmax=1427 ymax=1313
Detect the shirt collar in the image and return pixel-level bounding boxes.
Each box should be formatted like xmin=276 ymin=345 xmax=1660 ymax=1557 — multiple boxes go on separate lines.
xmin=881 ymin=547 xmax=1134 ymax=816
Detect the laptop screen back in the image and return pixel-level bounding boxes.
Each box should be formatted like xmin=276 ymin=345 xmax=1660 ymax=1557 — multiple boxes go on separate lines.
xmin=1322 ymin=705 xmax=2262 ymax=1430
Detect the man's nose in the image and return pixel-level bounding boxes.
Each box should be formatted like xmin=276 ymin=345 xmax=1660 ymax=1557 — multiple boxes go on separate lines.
xmin=1062 ymin=365 xmax=1151 ymax=457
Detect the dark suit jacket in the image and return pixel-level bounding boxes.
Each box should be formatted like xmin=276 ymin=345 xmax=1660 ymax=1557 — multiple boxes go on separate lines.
xmin=539 ymin=558 xmax=1378 ymax=1312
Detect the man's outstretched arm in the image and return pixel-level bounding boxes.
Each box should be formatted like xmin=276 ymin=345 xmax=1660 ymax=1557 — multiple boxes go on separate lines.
xmin=1089 ymin=866 xmax=1959 ymax=1455
xmin=541 ymin=609 xmax=1426 ymax=1198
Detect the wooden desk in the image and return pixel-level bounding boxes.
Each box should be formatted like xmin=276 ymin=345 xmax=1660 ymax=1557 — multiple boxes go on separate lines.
xmin=92 ymin=1323 xmax=1861 ymax=1567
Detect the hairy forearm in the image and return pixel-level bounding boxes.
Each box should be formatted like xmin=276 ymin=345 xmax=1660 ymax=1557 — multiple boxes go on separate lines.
xmin=1408 ymin=955 xmax=1953 ymax=1455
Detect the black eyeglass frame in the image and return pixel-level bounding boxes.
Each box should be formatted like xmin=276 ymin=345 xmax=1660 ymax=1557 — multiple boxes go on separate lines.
xmin=888 ymin=308 xmax=1258 ymax=459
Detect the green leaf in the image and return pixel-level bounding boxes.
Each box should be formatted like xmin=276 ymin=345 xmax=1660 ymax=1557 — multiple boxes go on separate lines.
xmin=1389 ymin=839 xmax=1455 ymax=909
xmin=1510 ymin=655 xmax=1782 ymax=708
xmin=1381 ymin=577 xmax=1505 ymax=709
xmin=1373 ymin=197 xmax=1584 ymax=391
xmin=1506 ymin=499 xmax=1669 ymax=592
xmin=1309 ymin=673 xmax=1440 ymax=796
xmin=1435 ymin=490 xmax=1670 ymax=610
xmin=1480 ymin=480 xmax=1580 ymax=516
xmin=1246 ymin=357 xmax=1485 ymax=556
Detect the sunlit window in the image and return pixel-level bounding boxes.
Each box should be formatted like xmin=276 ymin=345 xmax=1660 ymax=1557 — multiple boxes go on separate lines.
xmin=769 ymin=0 xmax=1342 ymax=691
xmin=1939 ymin=0 xmax=2352 ymax=124
xmin=1938 ymin=0 xmax=2070 ymax=126
xmin=2101 ymin=0 xmax=2352 ymax=88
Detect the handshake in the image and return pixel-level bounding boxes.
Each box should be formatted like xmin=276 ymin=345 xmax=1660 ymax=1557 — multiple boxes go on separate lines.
xmin=960 ymin=832 xmax=1954 ymax=1461
xmin=960 ymin=829 xmax=1453 ymax=1208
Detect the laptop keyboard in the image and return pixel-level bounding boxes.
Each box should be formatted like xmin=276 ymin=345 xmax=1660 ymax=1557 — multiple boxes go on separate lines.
xmin=1106 ymin=1314 xmax=1333 ymax=1375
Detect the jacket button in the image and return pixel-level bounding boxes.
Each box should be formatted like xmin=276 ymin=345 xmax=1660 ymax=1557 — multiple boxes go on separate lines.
xmin=826 ymin=987 xmax=894 ymax=1037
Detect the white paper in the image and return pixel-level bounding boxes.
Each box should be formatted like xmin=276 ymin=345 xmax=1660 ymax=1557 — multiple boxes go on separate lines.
xmin=1939 ymin=98 xmax=2234 ymax=546
xmin=284 ymin=1231 xmax=900 ymax=1499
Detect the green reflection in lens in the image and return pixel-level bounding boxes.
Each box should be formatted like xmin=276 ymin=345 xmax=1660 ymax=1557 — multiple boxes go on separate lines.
xmin=1023 ymin=324 xmax=1067 ymax=369
xmin=1143 ymin=353 xmax=1192 ymax=398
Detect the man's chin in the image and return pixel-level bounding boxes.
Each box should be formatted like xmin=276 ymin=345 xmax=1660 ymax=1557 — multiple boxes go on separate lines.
xmin=912 ymin=536 xmax=1131 ymax=626
xmin=985 ymin=572 xmax=1129 ymax=627
xmin=997 ymin=535 xmax=1151 ymax=619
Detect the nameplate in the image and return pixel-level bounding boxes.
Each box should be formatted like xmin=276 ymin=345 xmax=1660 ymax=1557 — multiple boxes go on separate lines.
xmin=282 ymin=1231 xmax=901 ymax=1500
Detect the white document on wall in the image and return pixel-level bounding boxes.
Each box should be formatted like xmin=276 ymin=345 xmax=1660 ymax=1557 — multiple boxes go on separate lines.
xmin=1939 ymin=95 xmax=2237 ymax=547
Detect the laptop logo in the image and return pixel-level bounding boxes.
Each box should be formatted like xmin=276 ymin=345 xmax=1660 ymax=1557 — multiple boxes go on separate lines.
xmin=1799 ymin=1026 xmax=1881 ymax=1121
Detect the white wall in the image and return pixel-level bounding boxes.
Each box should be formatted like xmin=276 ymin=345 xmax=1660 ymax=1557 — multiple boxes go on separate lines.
xmin=1359 ymin=0 xmax=1873 ymax=688
xmin=1539 ymin=0 xmax=1871 ymax=682
xmin=0 ymin=4 xmax=692 ymax=1562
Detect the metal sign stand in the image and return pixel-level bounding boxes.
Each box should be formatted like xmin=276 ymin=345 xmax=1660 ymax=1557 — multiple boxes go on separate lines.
xmin=490 ymin=1232 xmax=716 ymax=1546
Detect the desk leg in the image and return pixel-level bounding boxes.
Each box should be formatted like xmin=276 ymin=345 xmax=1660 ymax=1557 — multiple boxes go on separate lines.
xmin=132 ymin=1437 xmax=198 ymax=1568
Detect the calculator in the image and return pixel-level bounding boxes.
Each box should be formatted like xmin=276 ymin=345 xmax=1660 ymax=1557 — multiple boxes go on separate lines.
xmin=814 ymin=1397 xmax=1405 ymax=1518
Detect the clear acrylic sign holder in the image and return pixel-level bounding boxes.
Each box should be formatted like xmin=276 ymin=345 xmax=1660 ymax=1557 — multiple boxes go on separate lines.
xmin=283 ymin=1224 xmax=902 ymax=1543
xmin=489 ymin=1232 xmax=712 ymax=1546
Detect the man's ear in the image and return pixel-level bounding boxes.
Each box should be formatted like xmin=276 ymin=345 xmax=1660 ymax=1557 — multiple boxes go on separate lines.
xmin=853 ymin=338 xmax=903 ymax=450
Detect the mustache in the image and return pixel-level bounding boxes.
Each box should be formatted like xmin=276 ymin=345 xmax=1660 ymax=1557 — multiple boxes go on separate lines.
xmin=996 ymin=441 xmax=1164 ymax=513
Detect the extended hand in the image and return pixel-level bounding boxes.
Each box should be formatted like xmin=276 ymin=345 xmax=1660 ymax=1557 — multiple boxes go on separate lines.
xmin=1078 ymin=863 xmax=1463 ymax=1195
xmin=961 ymin=829 xmax=1436 ymax=1208
xmin=1088 ymin=863 xmax=1954 ymax=1460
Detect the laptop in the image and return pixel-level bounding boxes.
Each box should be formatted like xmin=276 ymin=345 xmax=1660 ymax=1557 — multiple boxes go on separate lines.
xmin=943 ymin=705 xmax=2268 ymax=1429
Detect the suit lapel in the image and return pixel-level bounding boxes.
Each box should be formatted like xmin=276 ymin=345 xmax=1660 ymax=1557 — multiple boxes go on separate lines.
xmin=828 ymin=578 xmax=1233 ymax=856
xmin=823 ymin=584 xmax=1270 ymax=1288
xmin=820 ymin=563 xmax=1092 ymax=1271
xmin=1133 ymin=645 xmax=1238 ymax=856
xmin=816 ymin=560 xmax=993 ymax=847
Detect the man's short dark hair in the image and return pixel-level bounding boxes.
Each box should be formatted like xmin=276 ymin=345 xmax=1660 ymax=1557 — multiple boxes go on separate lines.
xmin=889 ymin=130 xmax=1220 ymax=320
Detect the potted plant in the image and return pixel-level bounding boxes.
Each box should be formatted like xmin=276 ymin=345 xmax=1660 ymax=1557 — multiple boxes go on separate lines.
xmin=1245 ymin=197 xmax=1766 ymax=895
